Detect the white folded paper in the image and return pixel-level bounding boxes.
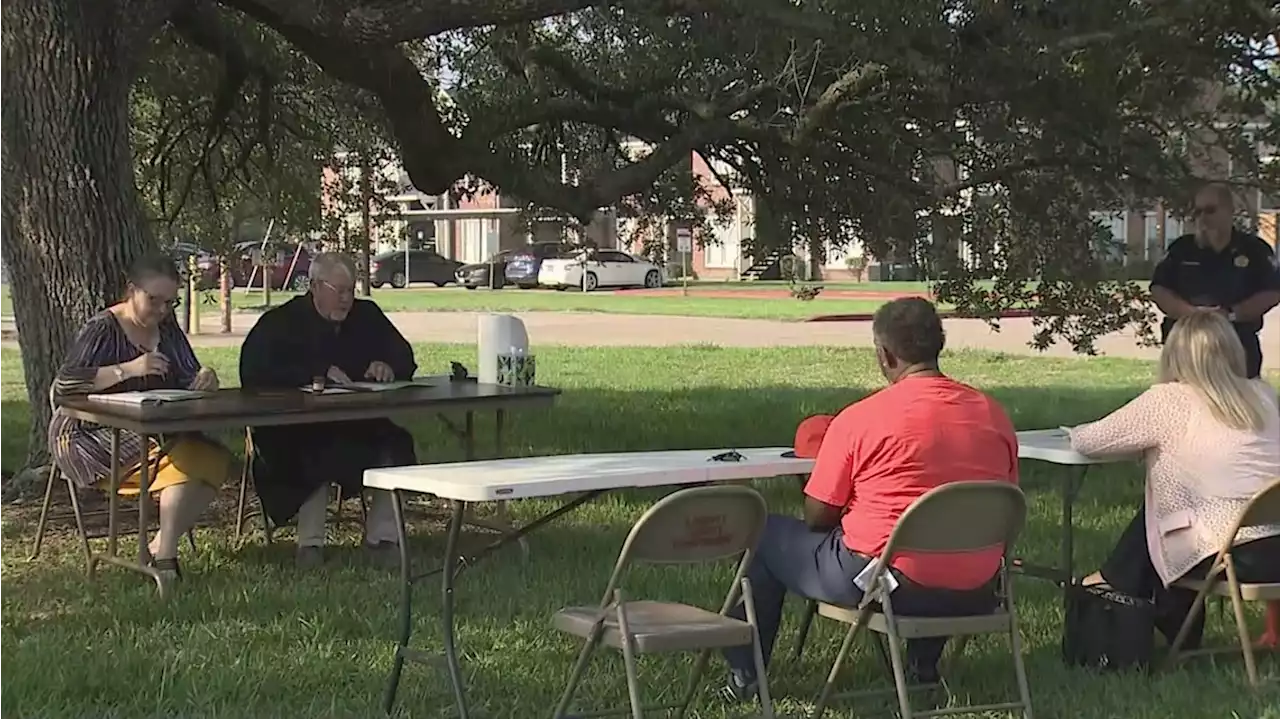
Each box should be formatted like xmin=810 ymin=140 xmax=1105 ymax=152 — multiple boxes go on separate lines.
xmin=853 ymin=558 xmax=900 ymax=602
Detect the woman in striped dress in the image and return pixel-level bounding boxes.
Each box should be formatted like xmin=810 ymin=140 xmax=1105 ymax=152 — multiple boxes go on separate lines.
xmin=49 ymin=254 xmax=233 ymax=580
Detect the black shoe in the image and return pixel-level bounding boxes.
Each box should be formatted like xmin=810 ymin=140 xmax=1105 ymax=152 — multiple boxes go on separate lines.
xmin=296 ymin=546 xmax=325 ymax=569
xmin=907 ymin=663 xmax=941 ymax=685
xmin=151 ymin=556 xmax=182 ymax=581
xmin=720 ymin=669 xmax=758 ymax=703
xmin=365 ymin=541 xmax=399 ymax=570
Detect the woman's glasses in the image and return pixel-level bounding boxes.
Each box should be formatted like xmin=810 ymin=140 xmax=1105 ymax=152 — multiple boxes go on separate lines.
xmin=144 ymin=292 xmax=181 ymax=310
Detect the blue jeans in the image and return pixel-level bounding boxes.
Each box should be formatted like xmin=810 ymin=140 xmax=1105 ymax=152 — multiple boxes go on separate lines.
xmin=723 ymin=515 xmax=998 ymax=681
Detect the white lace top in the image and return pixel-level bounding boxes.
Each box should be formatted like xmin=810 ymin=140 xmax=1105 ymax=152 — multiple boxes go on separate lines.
xmin=1068 ymin=380 xmax=1280 ymax=586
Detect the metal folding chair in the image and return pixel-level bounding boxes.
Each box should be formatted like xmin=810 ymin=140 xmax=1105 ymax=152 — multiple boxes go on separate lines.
xmin=550 ymin=485 xmax=775 ymax=719
xmin=1167 ymin=477 xmax=1280 ymax=686
xmin=30 ymin=387 xmax=193 ymax=570
xmin=803 ymin=481 xmax=1032 ymax=719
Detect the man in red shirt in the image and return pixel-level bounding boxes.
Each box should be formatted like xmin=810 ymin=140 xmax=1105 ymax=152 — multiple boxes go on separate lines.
xmin=723 ymin=298 xmax=1019 ymax=701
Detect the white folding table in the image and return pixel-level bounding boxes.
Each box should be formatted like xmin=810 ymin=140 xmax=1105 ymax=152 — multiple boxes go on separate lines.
xmin=365 ymin=447 xmax=815 ymax=718
xmin=1014 ymin=429 xmax=1138 ymax=596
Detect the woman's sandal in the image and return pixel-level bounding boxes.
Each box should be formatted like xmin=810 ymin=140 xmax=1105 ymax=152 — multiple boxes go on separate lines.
xmin=151 ymin=557 xmax=182 ymax=582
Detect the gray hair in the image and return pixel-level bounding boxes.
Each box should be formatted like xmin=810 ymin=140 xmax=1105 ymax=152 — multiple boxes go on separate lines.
xmin=309 ymin=252 xmax=356 ymax=283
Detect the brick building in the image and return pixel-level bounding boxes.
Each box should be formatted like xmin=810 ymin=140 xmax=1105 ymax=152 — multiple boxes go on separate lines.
xmin=677 ymin=126 xmax=1278 ymax=281
xmin=322 ymin=161 xmax=618 ymax=264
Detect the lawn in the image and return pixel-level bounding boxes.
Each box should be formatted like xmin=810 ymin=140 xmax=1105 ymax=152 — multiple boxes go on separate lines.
xmin=219 ymin=287 xmax=899 ymax=320
xmin=2 ymin=345 xmax=1277 ymax=719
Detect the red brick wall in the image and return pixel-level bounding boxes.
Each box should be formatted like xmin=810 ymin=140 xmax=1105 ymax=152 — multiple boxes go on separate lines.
xmin=691 ymin=152 xmax=731 ymax=276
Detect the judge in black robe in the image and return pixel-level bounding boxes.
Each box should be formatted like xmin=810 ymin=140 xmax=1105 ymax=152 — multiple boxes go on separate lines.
xmin=239 ymin=253 xmax=418 ymax=560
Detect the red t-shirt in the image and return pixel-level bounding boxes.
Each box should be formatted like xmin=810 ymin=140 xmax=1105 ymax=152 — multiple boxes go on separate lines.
xmin=803 ymin=375 xmax=1019 ymax=590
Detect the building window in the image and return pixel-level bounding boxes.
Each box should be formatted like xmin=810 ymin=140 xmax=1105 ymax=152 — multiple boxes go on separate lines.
xmin=1090 ymin=211 xmax=1127 ymax=262
xmin=1142 ymin=211 xmax=1182 ymax=259
xmin=704 ymin=195 xmax=750 ymax=269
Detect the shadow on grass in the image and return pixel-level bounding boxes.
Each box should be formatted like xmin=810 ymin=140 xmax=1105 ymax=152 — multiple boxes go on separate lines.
xmin=13 ymin=382 xmax=1272 ymax=718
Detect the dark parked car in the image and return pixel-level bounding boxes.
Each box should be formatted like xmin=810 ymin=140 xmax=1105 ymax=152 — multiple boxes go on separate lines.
xmin=370 ymin=249 xmax=464 ymax=288
xmin=456 ymin=249 xmax=515 ymax=290
xmin=504 ymin=242 xmax=574 ymax=289
xmin=185 ymin=242 xmax=313 ymax=291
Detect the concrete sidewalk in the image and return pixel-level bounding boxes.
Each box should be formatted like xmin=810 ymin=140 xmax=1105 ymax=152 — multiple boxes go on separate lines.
xmin=3 ymin=309 xmax=1276 ymax=368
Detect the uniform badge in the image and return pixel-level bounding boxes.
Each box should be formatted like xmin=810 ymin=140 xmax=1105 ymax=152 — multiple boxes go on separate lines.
xmin=1234 ymin=255 xmax=1249 ymax=268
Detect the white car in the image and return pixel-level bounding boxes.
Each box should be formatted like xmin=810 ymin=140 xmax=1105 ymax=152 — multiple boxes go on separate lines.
xmin=538 ymin=249 xmax=667 ymax=291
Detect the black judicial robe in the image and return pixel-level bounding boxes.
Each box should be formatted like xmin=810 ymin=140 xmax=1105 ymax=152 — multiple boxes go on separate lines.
xmin=239 ymin=294 xmax=419 ymax=524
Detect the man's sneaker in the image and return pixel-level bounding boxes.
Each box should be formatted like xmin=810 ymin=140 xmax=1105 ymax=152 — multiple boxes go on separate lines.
xmin=296 ymin=545 xmax=325 ymax=569
xmin=720 ymin=669 xmax=758 ymax=703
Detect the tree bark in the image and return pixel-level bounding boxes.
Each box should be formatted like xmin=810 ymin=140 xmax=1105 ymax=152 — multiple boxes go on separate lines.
xmin=359 ymin=161 xmax=373 ymax=296
xmin=219 ymin=259 xmax=233 ymax=332
xmin=1 ymin=0 xmax=167 ymax=470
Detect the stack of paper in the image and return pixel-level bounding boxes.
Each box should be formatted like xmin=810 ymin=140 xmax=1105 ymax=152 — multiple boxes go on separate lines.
xmin=87 ymin=389 xmax=209 ymax=406
xmin=344 ymin=380 xmax=432 ymax=392
xmin=300 ymin=379 xmax=434 ymax=394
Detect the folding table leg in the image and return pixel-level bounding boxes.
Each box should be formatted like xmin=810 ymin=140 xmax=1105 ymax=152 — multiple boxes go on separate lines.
xmin=383 ymin=489 xmax=413 ymax=715
xmin=1059 ymin=466 xmax=1088 ymax=612
xmin=95 ymin=432 xmax=165 ymax=595
xmin=106 ymin=429 xmax=121 ymax=559
xmin=441 ymin=499 xmax=471 ymax=718
xmin=456 ymin=408 xmax=528 ymax=560
xmin=137 ymin=433 xmax=152 ymax=567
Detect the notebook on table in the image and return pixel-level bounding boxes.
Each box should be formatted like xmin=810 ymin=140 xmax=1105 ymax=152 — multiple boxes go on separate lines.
xmin=87 ymin=389 xmax=210 ymax=406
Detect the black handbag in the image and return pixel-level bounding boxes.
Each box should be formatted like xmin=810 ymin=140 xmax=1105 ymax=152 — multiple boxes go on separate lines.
xmin=1061 ymin=583 xmax=1155 ymax=672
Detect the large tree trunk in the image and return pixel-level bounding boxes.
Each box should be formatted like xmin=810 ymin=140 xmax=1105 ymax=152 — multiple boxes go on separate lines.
xmin=1 ymin=0 xmax=165 ymax=472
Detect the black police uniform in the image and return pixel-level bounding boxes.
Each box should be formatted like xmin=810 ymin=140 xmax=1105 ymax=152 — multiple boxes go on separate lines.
xmin=1150 ymin=229 xmax=1280 ymax=379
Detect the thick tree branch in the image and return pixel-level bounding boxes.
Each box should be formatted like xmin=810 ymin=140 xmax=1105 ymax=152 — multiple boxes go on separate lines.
xmin=791 ymin=62 xmax=885 ymax=144
xmin=228 ymin=0 xmax=615 ymax=44
xmin=163 ymin=0 xmax=277 ymax=222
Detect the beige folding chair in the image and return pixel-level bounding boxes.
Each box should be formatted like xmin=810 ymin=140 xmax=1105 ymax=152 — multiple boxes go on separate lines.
xmin=550 ymin=485 xmax=775 ymax=719
xmin=806 ymin=481 xmax=1032 ymax=719
xmin=1167 ymin=477 xmax=1280 ymax=686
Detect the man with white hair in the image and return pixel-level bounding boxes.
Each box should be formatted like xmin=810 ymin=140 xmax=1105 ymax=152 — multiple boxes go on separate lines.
xmin=240 ymin=251 xmax=418 ymax=568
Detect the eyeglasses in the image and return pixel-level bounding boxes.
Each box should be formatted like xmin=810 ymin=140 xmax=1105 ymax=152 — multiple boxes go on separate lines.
xmin=1192 ymin=204 xmax=1219 ymax=217
xmin=319 ymin=280 xmax=355 ymax=298
xmin=145 ymin=292 xmax=180 ymax=310
xmin=709 ymin=450 xmax=746 ymax=463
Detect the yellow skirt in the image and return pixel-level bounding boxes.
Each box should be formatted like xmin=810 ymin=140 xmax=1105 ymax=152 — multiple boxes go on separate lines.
xmin=97 ymin=436 xmax=232 ymax=496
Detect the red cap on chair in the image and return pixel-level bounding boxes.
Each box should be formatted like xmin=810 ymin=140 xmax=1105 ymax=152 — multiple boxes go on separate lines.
xmin=793 ymin=415 xmax=835 ymax=459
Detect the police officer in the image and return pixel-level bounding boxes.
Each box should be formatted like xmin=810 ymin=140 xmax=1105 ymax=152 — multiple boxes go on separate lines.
xmin=1150 ymin=183 xmax=1280 ymax=378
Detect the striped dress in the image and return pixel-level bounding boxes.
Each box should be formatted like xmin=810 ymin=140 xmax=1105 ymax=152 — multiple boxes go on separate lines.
xmin=48 ymin=310 xmax=202 ymax=488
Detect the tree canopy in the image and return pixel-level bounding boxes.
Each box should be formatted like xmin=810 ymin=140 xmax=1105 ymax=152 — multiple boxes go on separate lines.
xmin=2 ymin=0 xmax=1278 ymax=474
xmin=150 ymin=0 xmax=1278 ymax=344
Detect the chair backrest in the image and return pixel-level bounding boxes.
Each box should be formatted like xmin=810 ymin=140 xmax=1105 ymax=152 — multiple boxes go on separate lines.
xmin=595 ymin=484 xmax=768 ymax=609
xmin=618 ymin=484 xmax=768 ymax=566
xmin=1235 ymin=477 xmax=1280 ymax=531
xmin=882 ymin=481 xmax=1027 ymax=560
xmin=1201 ymin=478 xmax=1280 ymax=578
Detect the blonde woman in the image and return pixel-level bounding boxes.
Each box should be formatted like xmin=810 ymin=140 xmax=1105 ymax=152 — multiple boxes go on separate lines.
xmin=1068 ymin=310 xmax=1280 ymax=649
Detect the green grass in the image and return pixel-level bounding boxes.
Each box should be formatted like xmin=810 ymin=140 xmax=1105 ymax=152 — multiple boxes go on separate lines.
xmin=218 ymin=288 xmax=896 ymax=321
xmin=2 ymin=345 xmax=1278 ymax=718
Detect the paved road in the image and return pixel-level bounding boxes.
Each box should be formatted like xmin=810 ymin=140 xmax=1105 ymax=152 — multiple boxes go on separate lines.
xmin=7 ymin=308 xmax=1271 ymax=368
